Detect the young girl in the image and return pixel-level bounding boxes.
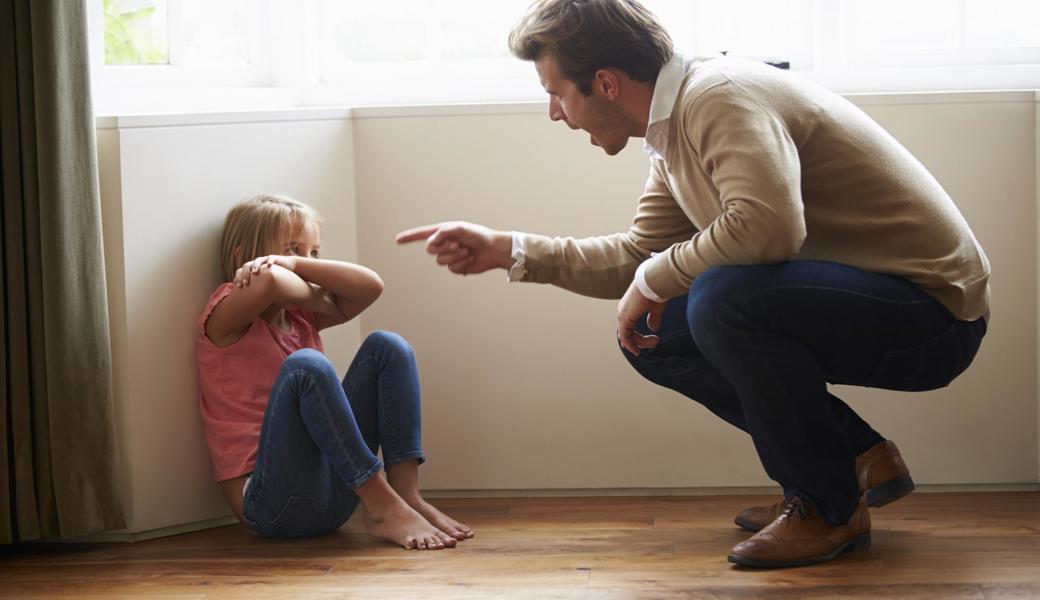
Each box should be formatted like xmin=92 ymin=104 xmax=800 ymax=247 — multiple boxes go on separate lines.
xmin=196 ymin=193 xmax=472 ymax=549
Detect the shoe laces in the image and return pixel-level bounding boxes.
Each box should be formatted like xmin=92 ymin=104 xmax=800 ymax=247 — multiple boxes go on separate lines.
xmin=779 ymin=495 xmax=810 ymax=520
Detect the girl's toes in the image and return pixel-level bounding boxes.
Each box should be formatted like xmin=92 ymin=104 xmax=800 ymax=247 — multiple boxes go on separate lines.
xmin=437 ymin=531 xmax=457 ymax=547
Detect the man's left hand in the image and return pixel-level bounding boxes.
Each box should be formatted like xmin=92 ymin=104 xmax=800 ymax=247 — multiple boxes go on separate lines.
xmin=617 ymin=280 xmax=665 ymax=356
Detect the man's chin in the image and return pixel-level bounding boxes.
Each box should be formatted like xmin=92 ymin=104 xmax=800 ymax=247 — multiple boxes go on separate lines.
xmin=601 ymin=140 xmax=628 ymax=156
xmin=588 ymin=133 xmax=627 ymax=156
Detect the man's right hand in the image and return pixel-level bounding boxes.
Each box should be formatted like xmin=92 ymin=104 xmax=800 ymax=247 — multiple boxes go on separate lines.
xmin=395 ymin=221 xmax=514 ymax=276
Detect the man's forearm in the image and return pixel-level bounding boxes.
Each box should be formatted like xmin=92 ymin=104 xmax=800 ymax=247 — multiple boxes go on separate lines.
xmin=512 ymin=231 xmax=650 ymax=299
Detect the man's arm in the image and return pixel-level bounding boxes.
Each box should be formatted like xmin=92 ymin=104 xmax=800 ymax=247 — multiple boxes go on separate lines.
xmin=639 ymin=83 xmax=807 ymax=300
xmin=395 ymin=222 xmax=514 ymax=275
xmin=515 ymin=160 xmax=697 ymax=299
xmin=396 ymin=160 xmax=697 ymax=300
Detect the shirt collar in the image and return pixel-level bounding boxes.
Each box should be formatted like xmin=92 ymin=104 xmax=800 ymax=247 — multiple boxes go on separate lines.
xmin=643 ymin=52 xmax=696 ymax=160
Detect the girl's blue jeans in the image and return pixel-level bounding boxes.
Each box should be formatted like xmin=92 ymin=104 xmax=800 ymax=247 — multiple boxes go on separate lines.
xmin=623 ymin=260 xmax=986 ymax=526
xmin=242 ymin=331 xmax=424 ymax=538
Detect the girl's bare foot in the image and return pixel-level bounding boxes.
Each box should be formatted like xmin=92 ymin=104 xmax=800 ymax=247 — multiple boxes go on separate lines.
xmin=386 ymin=459 xmax=474 ymax=541
xmin=361 ymin=500 xmax=457 ymax=550
xmin=354 ymin=473 xmax=456 ymax=550
xmin=405 ymin=497 xmax=474 ymax=541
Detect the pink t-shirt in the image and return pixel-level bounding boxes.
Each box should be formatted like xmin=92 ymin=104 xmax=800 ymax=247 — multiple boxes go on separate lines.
xmin=196 ymin=283 xmax=324 ymax=481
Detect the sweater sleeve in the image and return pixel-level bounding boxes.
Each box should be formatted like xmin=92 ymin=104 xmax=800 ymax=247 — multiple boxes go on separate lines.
xmin=642 ymin=82 xmax=807 ymax=299
xmin=518 ymin=160 xmax=699 ymax=299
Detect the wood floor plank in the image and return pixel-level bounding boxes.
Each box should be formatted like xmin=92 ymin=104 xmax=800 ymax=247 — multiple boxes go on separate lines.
xmin=0 ymin=492 xmax=1036 ymax=599
xmin=980 ymin=583 xmax=1040 ymax=599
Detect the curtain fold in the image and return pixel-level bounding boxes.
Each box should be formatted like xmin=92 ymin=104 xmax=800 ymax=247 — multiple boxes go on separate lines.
xmin=1 ymin=0 xmax=125 ymax=543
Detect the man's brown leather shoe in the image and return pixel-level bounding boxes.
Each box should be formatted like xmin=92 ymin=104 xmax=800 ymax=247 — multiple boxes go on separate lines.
xmin=728 ymin=496 xmax=872 ymax=568
xmin=734 ymin=440 xmax=914 ymax=532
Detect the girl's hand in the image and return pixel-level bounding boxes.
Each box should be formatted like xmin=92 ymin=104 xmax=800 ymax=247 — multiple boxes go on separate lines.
xmin=234 ymin=255 xmax=298 ymax=287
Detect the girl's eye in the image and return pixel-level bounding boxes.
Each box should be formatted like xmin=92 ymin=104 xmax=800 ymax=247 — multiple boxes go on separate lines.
xmin=288 ymin=246 xmax=300 ymax=255
xmin=310 ymin=250 xmax=319 ymax=258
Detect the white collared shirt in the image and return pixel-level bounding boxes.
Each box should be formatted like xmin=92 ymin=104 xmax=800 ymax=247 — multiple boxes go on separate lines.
xmin=633 ymin=53 xmax=697 ymax=301
xmin=643 ymin=52 xmax=692 ymax=162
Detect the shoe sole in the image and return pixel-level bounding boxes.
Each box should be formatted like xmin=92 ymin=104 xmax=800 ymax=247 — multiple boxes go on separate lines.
xmin=727 ymin=531 xmax=872 ymax=568
xmin=734 ymin=475 xmax=916 ymax=533
xmin=733 ymin=514 xmax=765 ymax=532
xmin=865 ymin=475 xmax=915 ymax=508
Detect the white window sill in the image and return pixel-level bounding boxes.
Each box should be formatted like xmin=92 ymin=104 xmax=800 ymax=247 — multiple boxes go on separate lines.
xmin=94 ymin=90 xmax=1040 ymax=130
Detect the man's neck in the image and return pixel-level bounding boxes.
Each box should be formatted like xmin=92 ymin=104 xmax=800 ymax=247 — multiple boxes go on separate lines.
xmin=620 ymin=80 xmax=655 ymax=137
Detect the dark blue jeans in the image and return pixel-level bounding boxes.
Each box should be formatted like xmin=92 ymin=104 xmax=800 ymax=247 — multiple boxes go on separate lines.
xmin=243 ymin=331 xmax=425 ymax=538
xmin=624 ymin=260 xmax=986 ymax=526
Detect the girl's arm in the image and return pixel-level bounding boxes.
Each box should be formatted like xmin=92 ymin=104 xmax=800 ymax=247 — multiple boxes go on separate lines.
xmin=231 ymin=255 xmax=384 ymax=331
xmin=286 ymin=257 xmax=384 ymax=329
xmin=205 ymin=264 xmax=316 ymax=347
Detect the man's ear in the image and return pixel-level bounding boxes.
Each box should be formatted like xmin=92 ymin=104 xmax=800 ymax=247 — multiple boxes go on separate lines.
xmin=593 ymin=68 xmax=622 ymax=100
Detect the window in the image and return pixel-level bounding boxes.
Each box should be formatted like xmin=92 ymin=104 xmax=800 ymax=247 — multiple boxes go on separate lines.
xmin=92 ymin=0 xmax=268 ymax=91
xmin=88 ymin=0 xmax=1040 ymax=114
xmin=305 ymin=0 xmax=536 ymax=105
xmin=103 ymin=0 xmax=169 ymax=65
xmin=646 ymin=0 xmax=815 ymax=69
xmin=846 ymin=0 xmax=1040 ymax=68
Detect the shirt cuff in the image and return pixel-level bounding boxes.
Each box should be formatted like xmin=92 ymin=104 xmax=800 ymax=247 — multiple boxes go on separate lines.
xmin=506 ymin=231 xmax=527 ymax=282
xmin=634 ymin=260 xmax=667 ymax=303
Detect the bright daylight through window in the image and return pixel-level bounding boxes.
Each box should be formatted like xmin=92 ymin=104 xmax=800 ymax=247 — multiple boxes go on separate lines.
xmin=91 ymin=0 xmax=1040 ymax=115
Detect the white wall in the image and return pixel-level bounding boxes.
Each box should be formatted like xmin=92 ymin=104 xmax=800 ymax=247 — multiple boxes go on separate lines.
xmin=98 ymin=110 xmax=361 ymax=533
xmin=836 ymin=94 xmax=1037 ymax=485
xmin=97 ymin=91 xmax=1040 ymax=534
xmin=354 ymin=93 xmax=1039 ymax=491
xmin=1036 ymin=91 xmax=1040 ymax=477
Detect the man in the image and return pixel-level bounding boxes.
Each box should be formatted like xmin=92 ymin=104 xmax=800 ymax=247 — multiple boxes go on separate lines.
xmin=397 ymin=0 xmax=989 ymax=568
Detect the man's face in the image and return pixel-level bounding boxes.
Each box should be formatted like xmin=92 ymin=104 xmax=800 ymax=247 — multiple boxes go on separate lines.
xmin=535 ymin=54 xmax=631 ymax=156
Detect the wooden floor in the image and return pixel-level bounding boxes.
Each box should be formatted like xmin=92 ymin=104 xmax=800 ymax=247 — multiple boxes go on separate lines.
xmin=1 ymin=492 xmax=1038 ymax=599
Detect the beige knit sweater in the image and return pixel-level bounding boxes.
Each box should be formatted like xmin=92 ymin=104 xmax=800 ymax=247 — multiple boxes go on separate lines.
xmin=519 ymin=57 xmax=991 ymax=322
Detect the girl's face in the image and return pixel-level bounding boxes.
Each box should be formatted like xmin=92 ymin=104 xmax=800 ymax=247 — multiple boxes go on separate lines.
xmin=280 ymin=218 xmax=321 ymax=259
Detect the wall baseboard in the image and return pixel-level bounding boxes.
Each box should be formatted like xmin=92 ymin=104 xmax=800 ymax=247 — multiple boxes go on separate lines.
xmin=55 ymin=482 xmax=1039 ymax=543
xmin=422 ymin=485 xmax=784 ymax=498
xmin=421 ymin=482 xmax=1040 ymax=498
xmin=63 ymin=515 xmax=240 ymax=543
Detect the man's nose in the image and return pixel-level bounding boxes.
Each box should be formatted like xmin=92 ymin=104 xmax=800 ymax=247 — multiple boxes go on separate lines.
xmin=548 ymin=97 xmax=564 ymax=122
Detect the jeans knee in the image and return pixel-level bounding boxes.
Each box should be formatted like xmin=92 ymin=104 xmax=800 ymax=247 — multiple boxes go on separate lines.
xmin=687 ymin=266 xmax=757 ymax=343
xmin=363 ymin=330 xmax=415 ymax=362
xmin=282 ymin=348 xmax=336 ymax=380
xmin=619 ymin=339 xmax=666 ymax=380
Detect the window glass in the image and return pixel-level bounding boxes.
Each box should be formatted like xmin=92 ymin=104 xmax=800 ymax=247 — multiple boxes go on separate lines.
xmin=104 ymin=0 xmax=169 ymax=65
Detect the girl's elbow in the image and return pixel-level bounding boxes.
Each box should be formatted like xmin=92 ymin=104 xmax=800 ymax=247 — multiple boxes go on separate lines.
xmin=264 ymin=265 xmax=309 ymax=304
xmin=367 ymin=271 xmax=385 ymax=301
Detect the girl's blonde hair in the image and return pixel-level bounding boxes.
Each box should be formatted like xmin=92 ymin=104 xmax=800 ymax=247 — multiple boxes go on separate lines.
xmin=219 ymin=193 xmax=322 ymax=282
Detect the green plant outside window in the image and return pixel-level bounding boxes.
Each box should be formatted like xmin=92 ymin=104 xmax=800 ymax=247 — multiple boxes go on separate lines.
xmin=104 ymin=0 xmax=168 ymax=65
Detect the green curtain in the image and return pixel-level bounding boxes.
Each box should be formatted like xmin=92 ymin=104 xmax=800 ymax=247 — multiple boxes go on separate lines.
xmin=0 ymin=0 xmax=125 ymax=542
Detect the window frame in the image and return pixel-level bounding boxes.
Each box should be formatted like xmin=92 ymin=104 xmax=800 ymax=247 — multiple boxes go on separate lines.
xmin=89 ymin=0 xmax=274 ymax=91
xmin=87 ymin=0 xmax=1040 ymax=115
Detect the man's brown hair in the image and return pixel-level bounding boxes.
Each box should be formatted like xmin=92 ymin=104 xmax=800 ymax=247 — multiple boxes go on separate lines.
xmin=508 ymin=0 xmax=673 ymax=95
